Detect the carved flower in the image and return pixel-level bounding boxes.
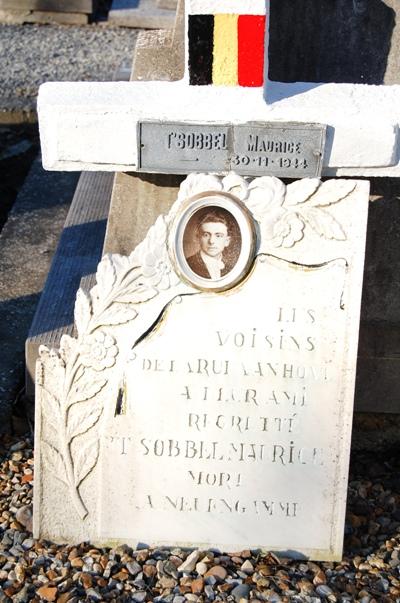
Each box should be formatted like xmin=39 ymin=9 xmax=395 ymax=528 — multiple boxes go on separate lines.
xmin=271 ymin=212 xmax=306 ymax=248
xmin=142 ymin=246 xmax=180 ymax=290
xmin=79 ymin=331 xmax=118 ymax=371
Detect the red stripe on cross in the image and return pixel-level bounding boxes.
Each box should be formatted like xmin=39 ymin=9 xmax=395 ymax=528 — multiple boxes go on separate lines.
xmin=238 ymin=15 xmax=266 ymax=87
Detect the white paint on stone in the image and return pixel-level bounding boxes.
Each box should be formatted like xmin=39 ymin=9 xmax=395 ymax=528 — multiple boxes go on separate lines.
xmin=186 ymin=0 xmax=266 ymax=14
xmin=37 ymin=0 xmax=400 ymax=175
xmin=38 ymin=80 xmax=400 ymax=173
xmin=34 ymin=172 xmax=369 ymax=560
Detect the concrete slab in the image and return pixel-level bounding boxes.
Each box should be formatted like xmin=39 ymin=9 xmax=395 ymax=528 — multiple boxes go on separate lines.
xmin=0 ymin=156 xmax=79 ymax=432
xmin=108 ymin=0 xmax=175 ymax=29
xmin=0 ymin=8 xmax=88 ymax=24
xmin=157 ymin=0 xmax=176 ymax=8
xmin=0 ymin=0 xmax=92 ymax=13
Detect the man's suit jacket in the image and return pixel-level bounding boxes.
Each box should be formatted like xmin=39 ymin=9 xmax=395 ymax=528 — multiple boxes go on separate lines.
xmin=186 ymin=252 xmax=231 ymax=279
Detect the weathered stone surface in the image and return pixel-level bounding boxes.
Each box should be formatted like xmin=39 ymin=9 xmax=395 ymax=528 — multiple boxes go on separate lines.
xmin=0 ymin=8 xmax=88 ymax=24
xmin=103 ymin=172 xmax=183 ymax=255
xmin=157 ymin=0 xmax=177 ymax=9
xmin=35 ymin=173 xmax=369 ymax=560
xmin=0 ymin=156 xmax=79 ymax=431
xmin=0 ymin=0 xmax=92 ymax=12
xmin=108 ymin=0 xmax=175 ymax=29
xmin=132 ymin=0 xmax=184 ymax=82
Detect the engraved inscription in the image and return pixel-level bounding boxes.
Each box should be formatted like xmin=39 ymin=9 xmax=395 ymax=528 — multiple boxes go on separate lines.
xmin=139 ymin=122 xmax=326 ymax=177
xmin=121 ymin=266 xmax=344 ymax=526
xmin=168 ymin=131 xmax=228 ymax=151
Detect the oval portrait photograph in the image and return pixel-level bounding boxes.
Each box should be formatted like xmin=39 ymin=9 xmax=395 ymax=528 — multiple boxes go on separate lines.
xmin=171 ymin=192 xmax=256 ymax=292
xmin=184 ymin=206 xmax=241 ymax=281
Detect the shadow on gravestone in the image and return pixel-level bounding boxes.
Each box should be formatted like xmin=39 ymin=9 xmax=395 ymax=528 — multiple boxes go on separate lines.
xmin=28 ymin=220 xmax=108 ymax=337
xmin=0 ymin=294 xmax=41 ymax=401
xmin=269 ymin=0 xmax=395 ymax=85
xmin=110 ymin=0 xmax=140 ymax=8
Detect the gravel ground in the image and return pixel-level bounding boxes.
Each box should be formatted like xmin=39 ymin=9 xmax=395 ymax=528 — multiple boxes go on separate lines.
xmin=0 ymin=435 xmax=400 ymax=603
xmin=0 ymin=21 xmax=137 ymax=225
xmin=0 ymin=23 xmax=138 ymax=115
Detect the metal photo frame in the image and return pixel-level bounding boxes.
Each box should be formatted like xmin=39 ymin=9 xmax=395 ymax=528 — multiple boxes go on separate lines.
xmin=169 ymin=191 xmax=257 ymax=292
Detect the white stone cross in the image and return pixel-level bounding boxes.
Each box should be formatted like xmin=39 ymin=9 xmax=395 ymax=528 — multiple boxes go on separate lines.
xmin=38 ymin=0 xmax=400 ymax=176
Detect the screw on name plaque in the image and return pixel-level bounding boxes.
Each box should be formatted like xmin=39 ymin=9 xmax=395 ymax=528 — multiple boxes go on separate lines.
xmin=138 ymin=122 xmax=326 ymax=177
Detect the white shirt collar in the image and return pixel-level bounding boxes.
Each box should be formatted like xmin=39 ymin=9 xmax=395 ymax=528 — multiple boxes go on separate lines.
xmin=200 ymin=251 xmax=225 ymax=279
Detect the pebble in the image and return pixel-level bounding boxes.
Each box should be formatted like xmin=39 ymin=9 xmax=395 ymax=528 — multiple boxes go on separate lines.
xmin=177 ymin=550 xmax=200 ymax=573
xmin=14 ymin=506 xmax=32 ymax=532
xmin=196 ymin=561 xmax=208 ymax=575
xmin=127 ymin=560 xmax=142 ymax=576
xmin=240 ymin=560 xmax=254 ymax=573
xmin=36 ymin=585 xmax=58 ymax=602
xmin=191 ymin=577 xmax=204 ymax=593
xmin=132 ymin=591 xmax=147 ymax=602
xmin=316 ymin=584 xmax=334 ymax=597
xmin=85 ymin=588 xmax=102 ymax=601
xmin=205 ymin=565 xmax=228 ymax=580
xmin=231 ymin=584 xmax=251 ymax=601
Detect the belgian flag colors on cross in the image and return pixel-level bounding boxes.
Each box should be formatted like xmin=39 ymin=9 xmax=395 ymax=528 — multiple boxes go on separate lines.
xmin=188 ymin=9 xmax=266 ymax=87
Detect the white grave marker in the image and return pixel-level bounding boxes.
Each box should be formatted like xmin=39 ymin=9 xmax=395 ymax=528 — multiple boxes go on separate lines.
xmin=34 ymin=173 xmax=369 ymax=560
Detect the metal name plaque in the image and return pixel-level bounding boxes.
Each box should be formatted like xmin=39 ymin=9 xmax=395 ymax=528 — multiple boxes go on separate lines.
xmin=138 ymin=122 xmax=326 ymax=178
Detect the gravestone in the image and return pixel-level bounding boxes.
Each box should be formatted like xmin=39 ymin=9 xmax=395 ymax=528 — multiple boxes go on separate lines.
xmin=32 ymin=0 xmax=386 ymax=560
xmin=34 ymin=173 xmax=369 ymax=560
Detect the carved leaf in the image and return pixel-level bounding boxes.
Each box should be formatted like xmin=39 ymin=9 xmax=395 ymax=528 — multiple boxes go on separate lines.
xmin=308 ymin=180 xmax=357 ymax=207
xmin=74 ymin=289 xmax=92 ymax=336
xmin=42 ymin=441 xmax=68 ymax=485
xmin=68 ymin=377 xmax=107 ymax=407
xmin=100 ymin=304 xmax=138 ymax=326
xmin=74 ymin=438 xmax=99 ymax=487
xmin=96 ymin=255 xmax=117 ymax=297
xmin=41 ymin=390 xmax=61 ymax=433
xmin=284 ymin=179 xmax=321 ymax=207
xmin=302 ymin=208 xmax=347 ymax=241
xmin=59 ymin=334 xmax=77 ymax=364
xmin=129 ymin=216 xmax=167 ymax=266
xmin=109 ymin=254 xmax=132 ymax=274
xmin=38 ymin=344 xmax=50 ymax=360
xmin=67 ymin=404 xmax=102 ymax=441
xmin=119 ymin=266 xmax=141 ymax=288
xmin=114 ymin=284 xmax=158 ymax=304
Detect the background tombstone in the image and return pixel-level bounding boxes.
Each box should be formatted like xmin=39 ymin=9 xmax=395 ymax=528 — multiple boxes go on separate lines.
xmin=34 ymin=172 xmax=369 ymax=560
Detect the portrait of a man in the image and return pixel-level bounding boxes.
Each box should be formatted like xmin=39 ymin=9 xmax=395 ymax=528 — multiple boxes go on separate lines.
xmin=183 ymin=207 xmax=241 ymax=280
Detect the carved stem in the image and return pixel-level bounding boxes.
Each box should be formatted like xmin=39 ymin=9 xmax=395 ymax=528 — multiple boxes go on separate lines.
xmin=62 ymin=352 xmax=88 ymax=519
xmin=63 ymin=439 xmax=88 ymax=519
